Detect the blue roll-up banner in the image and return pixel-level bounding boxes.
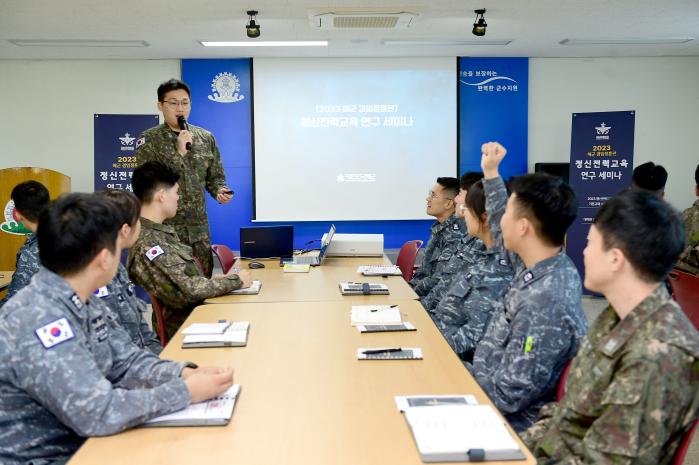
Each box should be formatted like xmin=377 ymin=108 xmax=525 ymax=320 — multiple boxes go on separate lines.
xmin=567 ymin=111 xmax=635 ymax=289
xmin=94 ymin=114 xmax=159 ymax=192
xmin=182 ymin=58 xmax=529 ymax=250
xmin=458 ymin=57 xmax=528 ymax=180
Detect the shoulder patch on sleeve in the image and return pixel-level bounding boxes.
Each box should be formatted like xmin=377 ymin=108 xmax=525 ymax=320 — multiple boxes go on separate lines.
xmin=136 ymin=136 xmax=145 ymax=147
xmin=35 ymin=318 xmax=75 ymax=349
xmin=93 ymin=286 xmax=109 ymax=298
xmin=145 ymin=245 xmax=165 ymax=261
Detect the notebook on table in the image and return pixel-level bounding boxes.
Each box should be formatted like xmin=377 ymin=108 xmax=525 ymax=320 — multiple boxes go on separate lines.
xmin=351 ymin=305 xmax=402 ymax=326
xmin=229 ymin=280 xmax=262 ymax=295
xmin=357 ymin=265 xmax=403 ymax=276
xmin=142 ymin=384 xmax=241 ymax=427
xmin=181 ymin=321 xmax=249 ymax=348
xmin=339 ymin=282 xmax=390 ymax=295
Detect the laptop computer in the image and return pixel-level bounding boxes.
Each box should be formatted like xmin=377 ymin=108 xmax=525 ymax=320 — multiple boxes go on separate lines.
xmin=283 ymin=224 xmax=336 ymax=266
xmin=240 ymin=225 xmax=294 ymax=259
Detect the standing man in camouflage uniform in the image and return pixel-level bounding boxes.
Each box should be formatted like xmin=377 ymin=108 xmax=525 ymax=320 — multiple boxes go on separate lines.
xmin=469 ymin=142 xmax=587 ymax=432
xmin=0 ymin=193 xmax=235 ymax=465
xmin=0 ymin=180 xmax=50 ymax=308
xmin=411 ymin=177 xmax=465 ymax=296
xmin=521 ymin=189 xmax=699 ymax=464
xmin=95 ymin=189 xmax=162 ymax=354
xmin=136 ymin=78 xmax=233 ymax=278
xmin=421 ymin=172 xmax=485 ymax=311
xmin=128 ymin=162 xmax=251 ymax=339
xmin=677 ymin=163 xmax=699 ymax=274
xmin=430 ymin=180 xmax=513 ymax=363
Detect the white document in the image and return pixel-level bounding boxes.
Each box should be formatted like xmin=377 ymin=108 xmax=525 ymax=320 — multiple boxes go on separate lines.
xmin=143 ymin=384 xmax=241 ymax=427
xmin=403 ymin=404 xmax=524 ymax=462
xmin=394 ymin=395 xmax=478 ymax=412
xmin=229 ymin=280 xmax=262 ymax=295
xmin=356 ymin=265 xmax=403 ymax=276
xmin=182 ymin=322 xmax=230 ymax=335
xmin=351 ymin=305 xmax=402 ymax=326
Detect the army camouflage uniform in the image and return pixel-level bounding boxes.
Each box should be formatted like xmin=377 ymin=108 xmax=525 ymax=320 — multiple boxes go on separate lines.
xmin=429 ymin=246 xmax=513 ymax=362
xmin=420 ymin=234 xmax=485 ymax=311
xmin=0 ymin=268 xmax=191 ymax=465
xmin=0 ymin=233 xmax=40 ymax=308
xmin=127 ymin=218 xmax=242 ymax=339
xmin=95 ymin=263 xmax=162 ymax=355
xmin=677 ymin=200 xmax=699 ymax=275
xmin=469 ymin=176 xmax=588 ymax=432
xmin=411 ymin=215 xmax=465 ymax=296
xmin=521 ymin=285 xmax=699 ymax=465
xmin=136 ymin=123 xmax=229 ymax=278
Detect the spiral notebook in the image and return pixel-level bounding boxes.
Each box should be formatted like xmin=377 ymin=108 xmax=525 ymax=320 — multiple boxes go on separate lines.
xmin=142 ymin=384 xmax=241 ymax=427
xmin=340 ymin=282 xmax=390 ymax=295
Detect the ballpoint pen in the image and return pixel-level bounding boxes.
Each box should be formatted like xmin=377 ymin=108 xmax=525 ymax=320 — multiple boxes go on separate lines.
xmin=370 ymin=304 xmax=398 ymax=312
xmin=362 ymin=348 xmax=402 ymax=355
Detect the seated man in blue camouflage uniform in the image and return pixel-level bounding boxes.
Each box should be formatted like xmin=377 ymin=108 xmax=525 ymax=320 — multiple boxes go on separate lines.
xmin=420 ymin=172 xmax=486 ymax=311
xmin=429 ymin=179 xmax=513 ymax=363
xmin=521 ymin=189 xmax=699 ymax=464
xmin=95 ymin=189 xmax=162 ymax=354
xmin=0 ymin=180 xmax=50 ymax=308
xmin=0 ymin=193 xmax=235 ymax=465
xmin=410 ymin=177 xmax=465 ymax=296
xmin=469 ymin=142 xmax=587 ymax=432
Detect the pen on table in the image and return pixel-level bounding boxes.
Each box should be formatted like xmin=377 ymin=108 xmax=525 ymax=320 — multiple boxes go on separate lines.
xmin=370 ymin=304 xmax=398 ymax=312
xmin=362 ymin=348 xmax=402 ymax=355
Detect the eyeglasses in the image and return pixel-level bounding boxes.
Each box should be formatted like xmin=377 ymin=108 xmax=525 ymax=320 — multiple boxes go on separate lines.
xmin=428 ymin=190 xmax=454 ymax=201
xmin=161 ymin=99 xmax=191 ymax=108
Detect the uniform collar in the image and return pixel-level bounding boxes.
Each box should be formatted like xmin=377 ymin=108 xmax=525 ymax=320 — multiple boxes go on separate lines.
xmin=24 ymin=233 xmax=38 ymax=245
xmin=517 ymin=250 xmax=566 ymax=287
xmin=598 ymin=284 xmax=671 ymax=357
xmin=33 ymin=268 xmax=91 ymax=318
xmin=140 ymin=217 xmax=177 ymax=235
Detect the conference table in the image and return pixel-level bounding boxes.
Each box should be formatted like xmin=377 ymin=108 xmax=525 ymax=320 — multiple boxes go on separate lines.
xmin=69 ymin=256 xmax=534 ymax=465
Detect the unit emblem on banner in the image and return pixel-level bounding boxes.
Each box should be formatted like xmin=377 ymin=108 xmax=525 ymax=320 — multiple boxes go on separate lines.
xmin=119 ymin=133 xmax=136 ymax=146
xmin=208 ymin=72 xmax=245 ymax=103
xmin=595 ymin=122 xmax=611 ymax=140
xmin=0 ymin=200 xmax=31 ymax=236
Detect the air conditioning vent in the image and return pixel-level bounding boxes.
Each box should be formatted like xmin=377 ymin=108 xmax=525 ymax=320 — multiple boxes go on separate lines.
xmin=310 ymin=11 xmax=417 ymax=30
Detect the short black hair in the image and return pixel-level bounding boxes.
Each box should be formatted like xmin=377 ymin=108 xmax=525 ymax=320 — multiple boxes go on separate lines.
xmin=695 ymin=163 xmax=699 ymax=186
xmin=465 ymin=179 xmax=486 ymax=219
xmin=95 ymin=189 xmax=140 ymax=227
xmin=11 ymin=181 xmax=50 ymax=223
xmin=157 ymin=79 xmax=191 ymax=101
xmin=594 ymin=189 xmax=684 ymax=283
xmin=509 ymin=173 xmax=578 ymax=247
xmin=460 ymin=172 xmax=484 ymax=191
xmin=436 ymin=177 xmax=459 ymax=199
xmin=132 ymin=161 xmax=180 ymax=203
xmin=632 ymin=161 xmax=667 ymax=195
xmin=38 ymin=193 xmax=122 ymax=276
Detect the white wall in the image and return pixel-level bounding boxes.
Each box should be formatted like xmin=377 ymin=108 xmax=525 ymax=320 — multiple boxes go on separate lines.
xmin=0 ymin=60 xmax=180 ymax=192
xmin=529 ymin=57 xmax=699 ymax=211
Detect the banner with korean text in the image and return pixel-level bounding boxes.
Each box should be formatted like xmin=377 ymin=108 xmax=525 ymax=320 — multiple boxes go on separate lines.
xmin=458 ymin=57 xmax=528 ymax=180
xmin=94 ymin=114 xmax=159 ymax=192
xmin=567 ymin=111 xmax=635 ymax=289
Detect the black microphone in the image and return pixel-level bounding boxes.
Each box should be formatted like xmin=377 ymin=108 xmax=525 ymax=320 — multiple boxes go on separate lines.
xmin=177 ymin=115 xmax=192 ymax=151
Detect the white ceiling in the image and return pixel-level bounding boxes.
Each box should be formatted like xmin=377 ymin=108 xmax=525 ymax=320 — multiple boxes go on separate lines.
xmin=0 ymin=0 xmax=698 ymax=59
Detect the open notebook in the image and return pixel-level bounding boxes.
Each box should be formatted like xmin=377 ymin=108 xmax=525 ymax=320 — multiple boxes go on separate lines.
xmin=181 ymin=321 xmax=250 ymax=348
xmin=402 ymin=403 xmax=525 ymax=462
xmin=229 ymin=280 xmax=262 ymax=295
xmin=142 ymin=384 xmax=241 ymax=427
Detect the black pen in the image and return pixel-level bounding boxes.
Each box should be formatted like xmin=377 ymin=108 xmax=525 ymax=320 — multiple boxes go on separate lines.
xmin=362 ymin=348 xmax=402 ymax=355
xmin=370 ymin=304 xmax=398 ymax=312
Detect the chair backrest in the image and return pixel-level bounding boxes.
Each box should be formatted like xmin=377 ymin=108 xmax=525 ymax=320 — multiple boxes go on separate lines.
xmin=211 ymin=244 xmax=237 ymax=274
xmin=396 ymin=240 xmax=423 ymax=282
xmin=148 ymin=293 xmax=168 ymax=346
xmin=556 ymin=359 xmax=573 ymax=402
xmin=672 ymin=418 xmax=698 ymax=465
xmin=668 ymin=268 xmax=699 ymax=331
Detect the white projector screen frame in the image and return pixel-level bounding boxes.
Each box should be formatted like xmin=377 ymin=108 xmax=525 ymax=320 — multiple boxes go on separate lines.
xmin=253 ymin=57 xmax=457 ymax=221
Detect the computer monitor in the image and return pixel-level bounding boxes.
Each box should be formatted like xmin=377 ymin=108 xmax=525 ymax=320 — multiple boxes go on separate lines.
xmin=240 ymin=225 xmax=294 ymax=259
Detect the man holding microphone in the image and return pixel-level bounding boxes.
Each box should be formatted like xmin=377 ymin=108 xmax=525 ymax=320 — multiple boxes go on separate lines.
xmin=136 ymin=79 xmax=232 ymax=277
